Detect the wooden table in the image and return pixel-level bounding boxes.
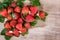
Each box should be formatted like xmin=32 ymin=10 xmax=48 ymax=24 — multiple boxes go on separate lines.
xmin=0 ymin=0 xmax=60 ymax=40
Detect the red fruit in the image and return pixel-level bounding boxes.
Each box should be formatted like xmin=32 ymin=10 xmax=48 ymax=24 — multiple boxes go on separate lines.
xmin=7 ymin=15 xmax=12 ymax=20
xmin=39 ymin=11 xmax=45 ymax=19
xmin=8 ymin=7 xmax=13 ymax=14
xmin=22 ymin=6 xmax=29 ymax=14
xmin=21 ymin=28 xmax=27 ymax=34
xmin=0 ymin=9 xmax=8 ymax=17
xmin=26 ymin=15 xmax=35 ymax=22
xmin=5 ymin=31 xmax=13 ymax=36
xmin=30 ymin=6 xmax=38 ymax=16
xmin=16 ymin=23 xmax=22 ymax=30
xmin=4 ymin=22 xmax=11 ymax=29
xmin=14 ymin=6 xmax=20 ymax=13
xmin=18 ymin=18 xmax=23 ymax=23
xmin=10 ymin=20 xmax=16 ymax=28
xmin=25 ymin=23 xmax=31 ymax=29
xmin=13 ymin=29 xmax=19 ymax=36
xmin=11 ymin=2 xmax=16 ymax=7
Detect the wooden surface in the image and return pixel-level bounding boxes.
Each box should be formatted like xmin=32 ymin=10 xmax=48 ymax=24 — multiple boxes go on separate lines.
xmin=0 ymin=0 xmax=60 ymax=40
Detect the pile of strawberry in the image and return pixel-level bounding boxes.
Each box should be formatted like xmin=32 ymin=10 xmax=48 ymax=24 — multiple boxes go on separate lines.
xmin=0 ymin=0 xmax=48 ymax=40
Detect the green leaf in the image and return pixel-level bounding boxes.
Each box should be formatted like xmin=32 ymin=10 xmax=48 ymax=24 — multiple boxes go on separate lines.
xmin=30 ymin=0 xmax=41 ymax=6
xmin=22 ymin=29 xmax=28 ymax=36
xmin=0 ymin=2 xmax=4 ymax=11
xmin=45 ymin=12 xmax=48 ymax=16
xmin=36 ymin=16 xmax=40 ymax=20
xmin=1 ymin=28 xmax=7 ymax=35
xmin=17 ymin=1 xmax=24 ymax=6
xmin=3 ymin=0 xmax=8 ymax=3
xmin=5 ymin=35 xmax=12 ymax=40
xmin=3 ymin=0 xmax=13 ymax=4
xmin=41 ymin=17 xmax=46 ymax=22
xmin=30 ymin=21 xmax=37 ymax=26
xmin=0 ymin=16 xmax=5 ymax=23
xmin=2 ymin=3 xmax=9 ymax=8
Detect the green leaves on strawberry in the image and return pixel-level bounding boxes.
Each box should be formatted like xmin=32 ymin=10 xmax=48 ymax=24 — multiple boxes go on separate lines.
xmin=4 ymin=35 xmax=12 ymax=40
xmin=1 ymin=28 xmax=7 ymax=35
xmin=36 ymin=16 xmax=40 ymax=20
xmin=3 ymin=0 xmax=13 ymax=4
xmin=30 ymin=20 xmax=37 ymax=26
xmin=0 ymin=2 xmax=4 ymax=11
xmin=30 ymin=0 xmax=41 ymax=6
xmin=45 ymin=12 xmax=48 ymax=16
xmin=16 ymin=0 xmax=25 ymax=6
xmin=0 ymin=15 xmax=5 ymax=23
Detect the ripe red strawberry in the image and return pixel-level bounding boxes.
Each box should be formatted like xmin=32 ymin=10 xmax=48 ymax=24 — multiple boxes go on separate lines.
xmin=22 ymin=6 xmax=29 ymax=14
xmin=30 ymin=6 xmax=38 ymax=16
xmin=10 ymin=20 xmax=16 ymax=28
xmin=13 ymin=29 xmax=19 ymax=36
xmin=26 ymin=15 xmax=35 ymax=22
xmin=0 ymin=9 xmax=8 ymax=17
xmin=14 ymin=6 xmax=20 ymax=13
xmin=21 ymin=28 xmax=27 ymax=34
xmin=11 ymin=2 xmax=16 ymax=7
xmin=4 ymin=22 xmax=11 ymax=29
xmin=18 ymin=18 xmax=23 ymax=24
xmin=8 ymin=7 xmax=13 ymax=14
xmin=25 ymin=23 xmax=31 ymax=29
xmin=5 ymin=31 xmax=13 ymax=36
xmin=16 ymin=23 xmax=22 ymax=30
xmin=7 ymin=15 xmax=12 ymax=20
xmin=39 ymin=11 xmax=45 ymax=19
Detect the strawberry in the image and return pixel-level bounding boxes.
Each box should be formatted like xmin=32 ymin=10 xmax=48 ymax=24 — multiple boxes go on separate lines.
xmin=10 ymin=20 xmax=16 ymax=28
xmin=16 ymin=23 xmax=22 ymax=30
xmin=39 ymin=11 xmax=45 ymax=19
xmin=26 ymin=15 xmax=35 ymax=22
xmin=18 ymin=18 xmax=23 ymax=24
xmin=13 ymin=29 xmax=19 ymax=36
xmin=5 ymin=31 xmax=13 ymax=36
xmin=11 ymin=2 xmax=16 ymax=7
xmin=22 ymin=6 xmax=29 ymax=14
xmin=30 ymin=6 xmax=38 ymax=16
xmin=8 ymin=7 xmax=13 ymax=14
xmin=0 ymin=9 xmax=8 ymax=17
xmin=21 ymin=28 xmax=27 ymax=34
xmin=4 ymin=22 xmax=11 ymax=29
xmin=14 ymin=6 xmax=20 ymax=13
xmin=25 ymin=23 xmax=31 ymax=29
xmin=7 ymin=15 xmax=12 ymax=20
